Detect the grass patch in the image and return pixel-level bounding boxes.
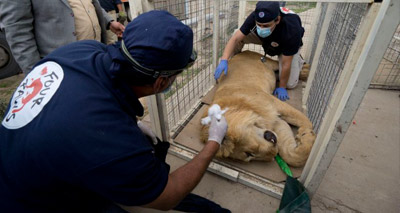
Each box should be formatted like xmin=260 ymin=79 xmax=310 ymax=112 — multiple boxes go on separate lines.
xmin=0 ymin=83 xmax=9 ymax=88
xmin=0 ymin=74 xmax=24 ymax=120
xmin=0 ymin=99 xmax=9 ymax=120
xmin=285 ymin=2 xmax=317 ymax=14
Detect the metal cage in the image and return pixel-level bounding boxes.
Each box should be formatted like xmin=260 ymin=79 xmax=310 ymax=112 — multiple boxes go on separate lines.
xmin=130 ymin=0 xmax=399 ymax=197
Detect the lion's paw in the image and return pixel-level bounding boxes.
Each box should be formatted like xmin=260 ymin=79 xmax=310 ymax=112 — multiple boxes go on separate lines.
xmin=295 ymin=127 xmax=316 ymax=147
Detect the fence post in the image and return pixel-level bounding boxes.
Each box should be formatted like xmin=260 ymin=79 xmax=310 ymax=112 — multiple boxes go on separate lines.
xmin=212 ymin=0 xmax=220 ymax=72
xmin=147 ymin=94 xmax=170 ymax=141
xmin=302 ymin=3 xmax=336 ymax=112
xmin=304 ymin=2 xmax=323 ymax=64
xmin=132 ymin=0 xmax=168 ymax=141
xmin=128 ymin=0 xmax=154 ymax=20
xmin=238 ymin=1 xmax=246 ymax=27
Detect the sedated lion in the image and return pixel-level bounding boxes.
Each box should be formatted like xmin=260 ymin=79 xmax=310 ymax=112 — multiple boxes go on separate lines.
xmin=201 ymin=51 xmax=316 ymax=167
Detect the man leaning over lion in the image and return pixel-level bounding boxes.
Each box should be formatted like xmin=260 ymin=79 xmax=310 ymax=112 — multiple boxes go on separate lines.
xmin=214 ymin=1 xmax=305 ymax=102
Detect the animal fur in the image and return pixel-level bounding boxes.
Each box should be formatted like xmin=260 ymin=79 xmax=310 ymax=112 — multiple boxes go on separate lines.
xmin=201 ymin=51 xmax=316 ymax=167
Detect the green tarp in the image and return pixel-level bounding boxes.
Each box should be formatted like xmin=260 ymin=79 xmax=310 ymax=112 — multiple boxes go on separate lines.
xmin=275 ymin=155 xmax=311 ymax=213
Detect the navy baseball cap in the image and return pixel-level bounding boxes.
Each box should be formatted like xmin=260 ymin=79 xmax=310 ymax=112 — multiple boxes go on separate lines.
xmin=121 ymin=10 xmax=194 ymax=78
xmin=255 ymin=1 xmax=280 ymax=23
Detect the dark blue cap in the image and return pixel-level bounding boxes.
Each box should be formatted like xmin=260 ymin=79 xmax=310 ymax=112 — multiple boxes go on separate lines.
xmin=122 ymin=10 xmax=193 ymax=71
xmin=255 ymin=1 xmax=280 ymax=23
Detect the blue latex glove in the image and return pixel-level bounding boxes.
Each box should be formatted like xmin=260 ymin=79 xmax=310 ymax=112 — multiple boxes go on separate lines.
xmin=214 ymin=60 xmax=228 ymax=80
xmin=273 ymin=87 xmax=289 ymax=101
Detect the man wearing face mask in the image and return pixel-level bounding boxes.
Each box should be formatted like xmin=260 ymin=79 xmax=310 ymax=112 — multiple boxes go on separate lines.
xmin=214 ymin=1 xmax=304 ymax=101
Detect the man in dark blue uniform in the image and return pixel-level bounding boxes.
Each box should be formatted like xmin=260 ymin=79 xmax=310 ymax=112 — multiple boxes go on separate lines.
xmin=214 ymin=1 xmax=305 ymax=101
xmin=0 ymin=11 xmax=229 ymax=212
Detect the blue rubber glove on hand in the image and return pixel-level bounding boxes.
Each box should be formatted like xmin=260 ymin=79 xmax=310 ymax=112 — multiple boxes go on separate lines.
xmin=273 ymin=87 xmax=289 ymax=101
xmin=214 ymin=60 xmax=228 ymax=80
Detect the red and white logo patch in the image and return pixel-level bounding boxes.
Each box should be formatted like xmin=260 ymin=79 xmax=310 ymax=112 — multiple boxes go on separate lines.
xmin=2 ymin=61 xmax=64 ymax=129
xmin=280 ymin=7 xmax=296 ymax=14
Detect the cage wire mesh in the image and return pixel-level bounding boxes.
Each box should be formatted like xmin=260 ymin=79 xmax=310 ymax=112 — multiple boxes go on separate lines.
xmin=306 ymin=3 xmax=368 ymax=133
xmin=154 ymin=0 xmax=320 ymax=134
xmin=152 ymin=1 xmax=382 ymax=136
xmin=308 ymin=3 xmax=328 ymax=65
xmin=153 ymin=0 xmax=239 ymax=134
xmin=370 ymin=24 xmax=400 ymax=90
xmin=218 ymin=1 xmax=240 ymax=58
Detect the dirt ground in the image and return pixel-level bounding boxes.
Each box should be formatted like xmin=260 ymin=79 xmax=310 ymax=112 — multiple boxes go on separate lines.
xmin=0 ymin=74 xmax=24 ymax=120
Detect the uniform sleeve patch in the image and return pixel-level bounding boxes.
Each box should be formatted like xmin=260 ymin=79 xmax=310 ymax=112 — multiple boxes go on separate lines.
xmin=2 ymin=61 xmax=64 ymax=129
xmin=280 ymin=7 xmax=296 ymax=14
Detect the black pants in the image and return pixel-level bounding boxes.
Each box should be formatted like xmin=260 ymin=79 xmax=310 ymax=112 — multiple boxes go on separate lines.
xmin=103 ymin=193 xmax=231 ymax=213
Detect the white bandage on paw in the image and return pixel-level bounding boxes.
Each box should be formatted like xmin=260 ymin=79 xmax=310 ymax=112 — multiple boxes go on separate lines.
xmin=201 ymin=104 xmax=228 ymax=125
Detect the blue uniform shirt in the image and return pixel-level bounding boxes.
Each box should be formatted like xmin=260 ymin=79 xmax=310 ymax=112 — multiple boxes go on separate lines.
xmin=240 ymin=7 xmax=304 ymax=56
xmin=0 ymin=40 xmax=169 ymax=212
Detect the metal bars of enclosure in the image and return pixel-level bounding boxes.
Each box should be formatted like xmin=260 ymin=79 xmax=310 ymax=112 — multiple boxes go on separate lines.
xmin=369 ymin=24 xmax=400 ymax=90
xmin=306 ymin=3 xmax=368 ymax=133
xmin=153 ymin=0 xmax=239 ymax=137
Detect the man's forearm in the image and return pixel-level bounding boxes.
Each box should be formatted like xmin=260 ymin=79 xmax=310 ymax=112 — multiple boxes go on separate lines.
xmin=279 ymin=56 xmax=293 ymax=88
xmin=140 ymin=141 xmax=220 ymax=211
xmin=221 ymin=38 xmax=237 ymax=60
xmin=279 ymin=66 xmax=290 ymax=88
xmin=169 ymin=140 xmax=219 ymax=194
xmin=117 ymin=3 xmax=123 ymax=12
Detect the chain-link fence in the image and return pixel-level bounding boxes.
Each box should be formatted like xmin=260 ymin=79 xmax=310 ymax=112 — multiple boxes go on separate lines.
xmin=370 ymin=24 xmax=400 ymax=90
xmin=153 ymin=0 xmax=239 ymax=134
xmin=152 ymin=1 xmax=393 ymax=136
xmin=154 ymin=1 xmax=319 ymax=134
xmin=306 ymin=3 xmax=368 ymax=133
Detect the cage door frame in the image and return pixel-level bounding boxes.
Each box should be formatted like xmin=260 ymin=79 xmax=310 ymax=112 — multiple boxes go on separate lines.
xmin=300 ymin=0 xmax=400 ymax=197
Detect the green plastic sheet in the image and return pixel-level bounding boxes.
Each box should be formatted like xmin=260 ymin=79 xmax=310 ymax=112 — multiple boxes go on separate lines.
xmin=275 ymin=155 xmax=311 ymax=213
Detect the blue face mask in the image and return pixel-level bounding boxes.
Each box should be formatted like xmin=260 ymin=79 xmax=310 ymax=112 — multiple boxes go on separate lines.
xmin=163 ymin=85 xmax=172 ymax=94
xmin=256 ymin=25 xmax=272 ymax=38
xmin=162 ymin=78 xmax=173 ymax=94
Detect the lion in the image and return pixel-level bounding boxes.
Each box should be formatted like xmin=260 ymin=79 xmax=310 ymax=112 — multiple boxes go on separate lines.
xmin=201 ymin=51 xmax=316 ymax=167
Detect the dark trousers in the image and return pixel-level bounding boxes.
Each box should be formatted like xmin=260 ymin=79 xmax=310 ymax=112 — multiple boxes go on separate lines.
xmin=103 ymin=193 xmax=231 ymax=213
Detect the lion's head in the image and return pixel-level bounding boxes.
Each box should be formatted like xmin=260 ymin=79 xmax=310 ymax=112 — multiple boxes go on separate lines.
xmin=202 ymin=106 xmax=279 ymax=162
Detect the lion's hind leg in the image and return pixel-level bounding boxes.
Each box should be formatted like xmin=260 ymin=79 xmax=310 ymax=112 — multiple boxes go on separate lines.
xmin=274 ymin=119 xmax=315 ymax=167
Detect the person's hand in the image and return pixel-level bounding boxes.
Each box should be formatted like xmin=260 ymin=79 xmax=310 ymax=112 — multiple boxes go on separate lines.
xmin=273 ymin=87 xmax=289 ymax=101
xmin=208 ymin=116 xmax=228 ymax=145
xmin=137 ymin=120 xmax=158 ymax=145
xmin=214 ymin=60 xmax=228 ymax=80
xmin=118 ymin=11 xmax=127 ymax=24
xmin=110 ymin=21 xmax=125 ymax=38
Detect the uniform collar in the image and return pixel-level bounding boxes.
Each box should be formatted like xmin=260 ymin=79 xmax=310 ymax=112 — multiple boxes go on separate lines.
xmin=118 ymin=80 xmax=144 ymax=117
xmin=105 ymin=43 xmax=144 ymax=117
